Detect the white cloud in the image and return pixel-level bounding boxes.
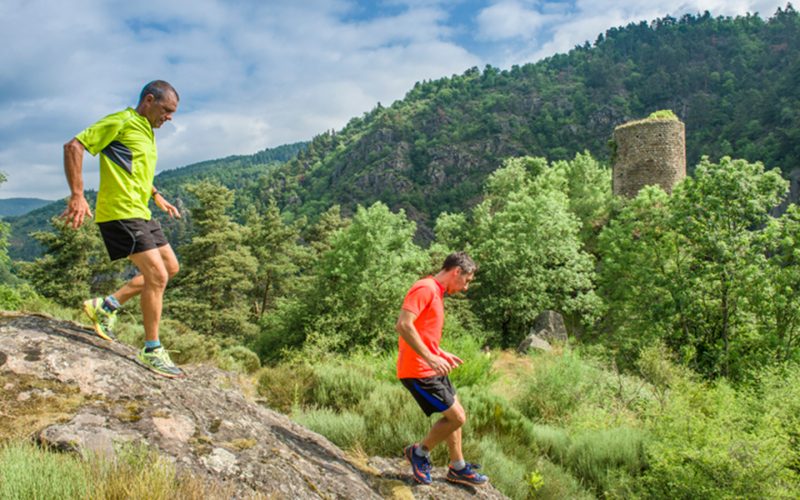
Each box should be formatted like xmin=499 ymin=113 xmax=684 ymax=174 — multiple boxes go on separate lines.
xmin=0 ymin=0 xmax=791 ymax=198
xmin=477 ymin=1 xmax=552 ymax=41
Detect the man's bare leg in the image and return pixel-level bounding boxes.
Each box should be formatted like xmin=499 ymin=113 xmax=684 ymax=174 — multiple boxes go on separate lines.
xmin=112 ymin=245 xmax=179 ymax=305
xmin=128 ymin=248 xmax=170 ymax=342
xmin=420 ymin=400 xmax=466 ymax=453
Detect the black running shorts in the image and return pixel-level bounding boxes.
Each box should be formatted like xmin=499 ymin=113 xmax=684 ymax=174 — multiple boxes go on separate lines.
xmin=400 ymin=376 xmax=456 ymax=416
xmin=97 ymin=218 xmax=168 ymax=261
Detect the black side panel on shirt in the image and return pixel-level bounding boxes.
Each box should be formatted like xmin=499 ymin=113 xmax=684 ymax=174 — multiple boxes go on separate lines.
xmin=102 ymin=141 xmax=133 ymax=174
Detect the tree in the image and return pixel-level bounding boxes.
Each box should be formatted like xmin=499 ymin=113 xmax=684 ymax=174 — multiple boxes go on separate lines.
xmin=597 ymin=157 xmax=788 ymax=379
xmin=257 ymin=202 xmax=427 ymax=359
xmin=20 ymin=216 xmax=123 ymax=307
xmin=465 ymin=157 xmax=603 ymax=346
xmin=168 ymin=180 xmax=258 ymax=342
xmin=243 ymin=199 xmax=308 ymax=320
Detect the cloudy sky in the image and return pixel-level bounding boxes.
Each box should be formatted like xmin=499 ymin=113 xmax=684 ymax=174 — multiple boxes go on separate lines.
xmin=0 ymin=0 xmax=789 ymax=199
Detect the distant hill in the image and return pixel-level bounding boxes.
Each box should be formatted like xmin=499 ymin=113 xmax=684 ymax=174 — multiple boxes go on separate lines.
xmin=9 ymin=7 xmax=800 ymax=258
xmin=6 ymin=143 xmax=306 ymax=260
xmin=0 ymin=198 xmax=54 ymax=218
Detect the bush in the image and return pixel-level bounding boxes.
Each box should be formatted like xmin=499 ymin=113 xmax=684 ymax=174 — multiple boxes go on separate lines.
xmin=307 ymin=362 xmax=375 ymax=411
xmin=533 ymin=458 xmax=594 ymax=500
xmin=475 ymin=437 xmax=530 ymax=500
xmin=256 ymin=362 xmax=315 ymax=413
xmin=292 ymin=408 xmax=367 ymax=449
xmin=564 ymin=427 xmax=647 ymax=496
xmin=637 ymin=374 xmax=797 ymax=498
xmin=219 ymin=345 xmax=261 ymax=374
xmin=440 ymin=333 xmax=495 ymax=388
xmin=515 ymin=350 xmax=611 ymax=424
xmin=358 ymin=382 xmax=431 ymax=456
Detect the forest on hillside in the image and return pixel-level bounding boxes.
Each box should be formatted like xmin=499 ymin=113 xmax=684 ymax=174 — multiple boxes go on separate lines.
xmin=2 ymin=7 xmax=800 ymax=499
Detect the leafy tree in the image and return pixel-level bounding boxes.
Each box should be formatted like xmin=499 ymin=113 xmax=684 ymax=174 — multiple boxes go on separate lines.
xmin=168 ymin=181 xmax=258 ymax=342
xmin=597 ymin=157 xmax=788 ymax=379
xmin=465 ymin=157 xmax=603 ymax=346
xmin=257 ymin=202 xmax=427 ymax=359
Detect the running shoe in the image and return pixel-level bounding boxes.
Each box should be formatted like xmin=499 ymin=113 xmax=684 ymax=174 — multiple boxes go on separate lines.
xmin=404 ymin=444 xmax=432 ymax=485
xmin=446 ymin=462 xmax=488 ymax=486
xmin=138 ymin=346 xmax=184 ymax=378
xmin=82 ymin=298 xmax=117 ymax=341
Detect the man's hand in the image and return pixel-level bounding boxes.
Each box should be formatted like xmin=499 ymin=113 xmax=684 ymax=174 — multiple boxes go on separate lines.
xmin=61 ymin=193 xmax=92 ymax=229
xmin=425 ymin=354 xmax=455 ymax=376
xmin=440 ymin=350 xmax=463 ymax=368
xmin=154 ymin=193 xmax=181 ymax=218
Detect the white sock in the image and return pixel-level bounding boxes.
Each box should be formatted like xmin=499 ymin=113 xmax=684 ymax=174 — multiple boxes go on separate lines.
xmin=451 ymin=459 xmax=466 ymax=470
xmin=414 ymin=445 xmax=431 ymax=459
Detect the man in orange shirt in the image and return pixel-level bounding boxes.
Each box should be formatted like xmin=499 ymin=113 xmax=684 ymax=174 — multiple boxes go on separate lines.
xmin=396 ymin=252 xmax=488 ymax=486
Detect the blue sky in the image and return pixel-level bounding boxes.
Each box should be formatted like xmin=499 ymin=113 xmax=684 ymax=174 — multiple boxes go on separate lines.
xmin=0 ymin=0 xmax=789 ymax=199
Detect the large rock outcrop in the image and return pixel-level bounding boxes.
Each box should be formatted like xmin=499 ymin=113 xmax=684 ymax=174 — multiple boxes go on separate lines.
xmin=0 ymin=312 xmax=506 ymax=499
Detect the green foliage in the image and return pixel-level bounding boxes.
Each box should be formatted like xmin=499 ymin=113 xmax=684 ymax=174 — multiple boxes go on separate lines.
xmin=358 ymin=383 xmax=431 ymax=456
xmin=597 ymin=157 xmax=790 ymax=379
xmin=0 ymin=441 xmax=90 ymax=499
xmin=257 ymin=202 xmax=427 ymax=357
xmin=292 ymin=408 xmax=367 ymax=450
xmin=168 ymin=180 xmax=258 ymax=341
xmin=647 ymin=109 xmax=679 ymax=120
xmin=463 ymin=156 xmax=603 ymax=345
xmin=256 ymin=362 xmax=315 ymax=413
xmin=636 ymin=372 xmax=797 ymax=498
xmin=440 ymin=332 xmax=495 ymax=388
xmin=218 ymin=345 xmax=261 ymax=374
xmin=19 ymin=216 xmax=123 ymax=307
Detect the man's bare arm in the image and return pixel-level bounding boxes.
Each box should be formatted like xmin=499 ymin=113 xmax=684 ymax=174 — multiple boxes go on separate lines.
xmin=61 ymin=138 xmax=92 ymax=228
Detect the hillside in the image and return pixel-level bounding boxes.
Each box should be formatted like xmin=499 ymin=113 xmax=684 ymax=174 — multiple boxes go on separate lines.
xmin=9 ymin=7 xmax=800 ymax=255
xmin=259 ymin=8 xmax=799 ymax=236
xmin=6 ymin=143 xmax=306 ymax=260
xmin=0 ymin=198 xmax=54 ymax=218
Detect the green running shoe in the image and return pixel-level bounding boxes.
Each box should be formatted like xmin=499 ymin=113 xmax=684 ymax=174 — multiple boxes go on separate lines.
xmin=138 ymin=346 xmax=184 ymax=378
xmin=82 ymin=298 xmax=117 ymax=341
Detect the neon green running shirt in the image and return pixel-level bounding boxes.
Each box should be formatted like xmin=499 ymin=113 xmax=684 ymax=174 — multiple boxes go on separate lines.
xmin=75 ymin=108 xmax=157 ymax=222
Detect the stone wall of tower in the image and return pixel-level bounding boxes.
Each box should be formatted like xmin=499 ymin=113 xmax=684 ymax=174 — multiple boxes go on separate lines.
xmin=612 ymin=118 xmax=686 ymax=197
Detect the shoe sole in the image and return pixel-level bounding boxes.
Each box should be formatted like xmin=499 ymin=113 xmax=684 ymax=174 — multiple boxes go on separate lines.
xmin=446 ymin=476 xmax=489 ymax=487
xmin=82 ymin=302 xmax=114 ymax=341
xmin=404 ymin=446 xmax=432 ymax=485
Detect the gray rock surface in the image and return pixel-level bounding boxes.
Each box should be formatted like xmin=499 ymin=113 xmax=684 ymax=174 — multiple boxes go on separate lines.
xmin=0 ymin=313 xmax=509 ymax=499
xmin=516 ymin=334 xmax=553 ymax=353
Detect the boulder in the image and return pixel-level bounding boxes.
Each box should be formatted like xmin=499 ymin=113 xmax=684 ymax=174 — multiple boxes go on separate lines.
xmin=531 ymin=310 xmax=568 ymax=344
xmin=0 ymin=312 xmax=508 ymax=499
xmin=516 ymin=333 xmax=553 ymax=353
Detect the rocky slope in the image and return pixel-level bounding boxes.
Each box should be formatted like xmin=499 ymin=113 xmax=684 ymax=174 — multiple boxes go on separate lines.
xmin=0 ymin=312 xmax=506 ymax=499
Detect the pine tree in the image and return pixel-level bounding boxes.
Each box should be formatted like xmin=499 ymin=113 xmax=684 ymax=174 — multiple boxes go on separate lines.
xmin=168 ymin=180 xmax=258 ymax=342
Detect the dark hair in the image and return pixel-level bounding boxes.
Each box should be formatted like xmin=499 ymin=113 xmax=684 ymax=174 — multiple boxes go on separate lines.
xmin=139 ymin=80 xmax=179 ymax=104
xmin=442 ymin=251 xmax=477 ymax=274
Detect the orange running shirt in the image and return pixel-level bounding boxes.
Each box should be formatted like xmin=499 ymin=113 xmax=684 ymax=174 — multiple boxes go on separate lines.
xmin=397 ymin=276 xmax=446 ymax=379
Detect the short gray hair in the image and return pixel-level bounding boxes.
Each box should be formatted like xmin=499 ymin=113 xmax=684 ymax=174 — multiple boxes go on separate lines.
xmin=139 ymin=80 xmax=179 ymax=104
xmin=442 ymin=251 xmax=477 ymax=274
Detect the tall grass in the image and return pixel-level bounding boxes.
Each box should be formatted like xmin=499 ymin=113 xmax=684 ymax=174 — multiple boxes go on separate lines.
xmin=0 ymin=441 xmax=238 ymax=500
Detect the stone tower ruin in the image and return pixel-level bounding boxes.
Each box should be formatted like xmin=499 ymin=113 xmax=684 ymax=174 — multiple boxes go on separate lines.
xmin=612 ymin=115 xmax=686 ymax=197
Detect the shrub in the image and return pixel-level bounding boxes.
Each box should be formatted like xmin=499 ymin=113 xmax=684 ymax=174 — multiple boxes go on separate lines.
xmin=358 ymin=382 xmax=430 ymax=456
xmin=256 ymin=362 xmax=315 ymax=413
xmin=292 ymin=408 xmax=366 ymax=450
xmin=219 ymin=345 xmax=261 ymax=374
xmin=440 ymin=333 xmax=495 ymax=388
xmin=637 ymin=375 xmax=797 ymax=498
xmin=515 ymin=350 xmax=611 ymax=423
xmin=564 ymin=427 xmax=647 ymax=496
xmin=475 ymin=437 xmax=530 ymax=500
xmin=307 ymin=362 xmax=375 ymax=411
xmin=533 ymin=458 xmax=594 ymax=500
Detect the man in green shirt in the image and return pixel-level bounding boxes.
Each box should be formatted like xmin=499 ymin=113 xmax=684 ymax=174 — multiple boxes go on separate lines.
xmin=62 ymin=80 xmax=184 ymax=378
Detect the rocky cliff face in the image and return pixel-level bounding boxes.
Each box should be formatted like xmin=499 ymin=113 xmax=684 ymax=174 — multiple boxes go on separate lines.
xmin=1 ymin=312 xmax=506 ymax=499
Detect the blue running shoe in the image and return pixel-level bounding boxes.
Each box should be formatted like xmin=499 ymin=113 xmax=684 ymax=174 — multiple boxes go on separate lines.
xmin=446 ymin=462 xmax=488 ymax=486
xmin=404 ymin=444 xmax=432 ymax=485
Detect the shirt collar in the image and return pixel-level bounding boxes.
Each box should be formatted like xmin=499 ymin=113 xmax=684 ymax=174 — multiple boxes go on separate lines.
xmin=429 ymin=275 xmax=446 ymax=296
